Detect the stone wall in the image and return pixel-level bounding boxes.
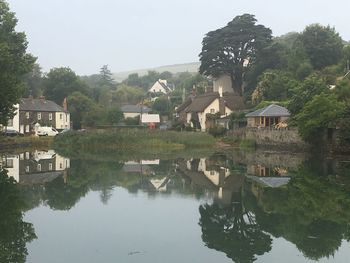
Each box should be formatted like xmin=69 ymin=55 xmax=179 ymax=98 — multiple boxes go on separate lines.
xmin=233 ymin=127 xmax=309 ymax=149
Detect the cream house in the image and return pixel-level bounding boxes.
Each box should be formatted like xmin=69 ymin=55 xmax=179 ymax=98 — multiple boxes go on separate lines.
xmin=178 ymin=87 xmax=245 ymax=131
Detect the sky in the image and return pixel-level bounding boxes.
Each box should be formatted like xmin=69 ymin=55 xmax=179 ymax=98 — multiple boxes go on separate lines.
xmin=6 ymin=0 xmax=350 ymax=76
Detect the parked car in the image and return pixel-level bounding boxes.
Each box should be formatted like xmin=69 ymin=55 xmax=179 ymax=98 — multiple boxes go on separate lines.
xmin=37 ymin=126 xmax=59 ymax=136
xmin=1 ymin=129 xmax=24 ymax=137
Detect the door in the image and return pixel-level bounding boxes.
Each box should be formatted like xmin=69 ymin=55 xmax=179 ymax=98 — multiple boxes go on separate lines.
xmin=20 ymin=125 xmax=24 ymax=134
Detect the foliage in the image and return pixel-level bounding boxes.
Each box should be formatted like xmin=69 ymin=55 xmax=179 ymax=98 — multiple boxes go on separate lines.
xmin=43 ymin=67 xmax=88 ymax=105
xmin=199 ymin=14 xmax=272 ymax=95
xmin=113 ymin=84 xmax=145 ymax=105
xmin=67 ymin=92 xmax=96 ymax=129
xmin=208 ymin=125 xmax=226 ymax=137
xmin=251 ymin=70 xmax=298 ymax=104
xmin=294 ymin=93 xmax=345 ymax=143
xmin=288 ymin=74 xmax=329 ymax=115
xmin=300 ymin=24 xmax=344 ymax=70
xmin=22 ymin=63 xmax=44 ymax=97
xmin=0 ymin=0 xmax=35 ymax=125
xmin=152 ymin=96 xmax=170 ymax=115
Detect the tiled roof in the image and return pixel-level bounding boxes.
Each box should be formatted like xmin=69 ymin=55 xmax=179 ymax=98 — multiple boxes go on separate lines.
xmin=121 ymin=105 xmax=151 ymax=113
xmin=246 ymin=104 xmax=290 ymax=117
xmin=19 ymin=98 xmax=67 ymax=112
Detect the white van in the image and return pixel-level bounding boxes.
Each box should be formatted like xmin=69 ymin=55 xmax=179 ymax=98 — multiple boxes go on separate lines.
xmin=37 ymin=126 xmax=59 ymax=136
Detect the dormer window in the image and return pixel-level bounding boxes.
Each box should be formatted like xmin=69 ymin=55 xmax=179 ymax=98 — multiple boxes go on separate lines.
xmin=37 ymin=113 xmax=41 ymax=120
xmin=26 ymin=112 xmax=30 ymax=119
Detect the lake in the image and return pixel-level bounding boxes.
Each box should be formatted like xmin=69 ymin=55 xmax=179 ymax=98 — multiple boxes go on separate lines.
xmin=1 ymin=149 xmax=350 ymax=263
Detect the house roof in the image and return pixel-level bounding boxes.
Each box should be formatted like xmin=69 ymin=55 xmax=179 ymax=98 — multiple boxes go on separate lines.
xmin=183 ymin=92 xmax=246 ymax=113
xmin=222 ymin=93 xmax=245 ymax=111
xmin=185 ymin=93 xmax=218 ymax=113
xmin=19 ymin=98 xmax=67 ymax=112
xmin=246 ymin=104 xmax=290 ymax=117
xmin=121 ymin=105 xmax=151 ymax=113
xmin=141 ymin=114 xmax=160 ymax=123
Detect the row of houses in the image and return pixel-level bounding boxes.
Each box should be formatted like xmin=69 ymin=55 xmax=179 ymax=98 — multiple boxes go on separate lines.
xmin=3 ymin=97 xmax=70 ymax=134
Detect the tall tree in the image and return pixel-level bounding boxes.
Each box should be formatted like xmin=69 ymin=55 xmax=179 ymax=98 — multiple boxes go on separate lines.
xmin=22 ymin=63 xmax=44 ymax=98
xmin=0 ymin=0 xmax=35 ymax=125
xmin=199 ymin=14 xmax=272 ymax=95
xmin=300 ymin=24 xmax=343 ymax=70
xmin=99 ymin=65 xmax=115 ymax=88
xmin=43 ymin=67 xmax=88 ymax=105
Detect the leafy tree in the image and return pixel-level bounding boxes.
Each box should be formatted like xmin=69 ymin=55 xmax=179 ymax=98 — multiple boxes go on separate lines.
xmin=300 ymin=24 xmax=343 ymax=70
xmin=288 ymin=74 xmax=329 ymax=115
xmin=113 ymin=84 xmax=145 ymax=105
xmin=199 ymin=14 xmax=272 ymax=95
xmin=106 ymin=107 xmax=123 ymax=125
xmin=43 ymin=67 xmax=88 ymax=105
xmin=67 ymin=91 xmax=96 ymax=129
xmin=251 ymin=70 xmax=298 ymax=104
xmin=0 ymin=0 xmax=35 ymax=125
xmin=152 ymin=96 xmax=169 ymax=115
xmin=294 ymin=93 xmax=345 ymax=143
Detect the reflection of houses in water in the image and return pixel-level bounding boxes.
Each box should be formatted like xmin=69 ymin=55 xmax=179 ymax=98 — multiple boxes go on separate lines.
xmin=178 ymin=158 xmax=244 ymax=205
xmin=122 ymin=160 xmax=172 ymax=192
xmin=1 ymin=150 xmax=70 ymax=185
xmin=247 ymin=164 xmax=289 ymax=177
xmin=122 ymin=160 xmax=159 ymax=176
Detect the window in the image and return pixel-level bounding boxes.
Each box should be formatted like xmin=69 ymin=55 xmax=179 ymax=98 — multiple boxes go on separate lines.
xmin=60 ymin=114 xmax=63 ymax=120
xmin=25 ymin=166 xmax=30 ymax=173
xmin=49 ymin=113 xmax=52 ymax=120
xmin=7 ymin=118 xmax=13 ymax=127
xmin=60 ymin=163 xmax=63 ymax=169
xmin=25 ymin=125 xmax=30 ymax=133
xmin=37 ymin=164 xmax=41 ymax=171
xmin=26 ymin=112 xmax=30 ymax=119
xmin=5 ymin=159 xmax=13 ymax=168
xmin=210 ymin=109 xmax=215 ymax=114
xmin=49 ymin=163 xmax=53 ymax=171
xmin=37 ymin=113 xmax=41 ymax=120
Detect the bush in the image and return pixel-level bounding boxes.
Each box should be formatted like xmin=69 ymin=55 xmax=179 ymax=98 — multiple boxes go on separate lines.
xmin=208 ymin=125 xmax=227 ymax=137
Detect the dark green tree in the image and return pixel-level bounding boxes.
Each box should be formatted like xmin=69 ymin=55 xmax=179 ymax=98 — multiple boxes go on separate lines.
xmin=99 ymin=64 xmax=115 ymax=88
xmin=43 ymin=67 xmax=88 ymax=105
xmin=199 ymin=14 xmax=272 ymax=95
xmin=0 ymin=0 xmax=35 ymax=125
xmin=300 ymin=24 xmax=343 ymax=70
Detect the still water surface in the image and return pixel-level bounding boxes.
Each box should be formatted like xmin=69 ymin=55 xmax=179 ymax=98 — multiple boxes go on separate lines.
xmin=1 ymin=149 xmax=350 ymax=262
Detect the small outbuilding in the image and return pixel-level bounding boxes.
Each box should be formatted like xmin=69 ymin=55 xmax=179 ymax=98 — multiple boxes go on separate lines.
xmin=246 ymin=104 xmax=290 ymax=128
xmin=141 ymin=114 xmax=160 ymax=129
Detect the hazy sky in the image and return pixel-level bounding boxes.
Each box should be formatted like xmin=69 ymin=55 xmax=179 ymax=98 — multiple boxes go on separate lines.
xmin=6 ymin=0 xmax=350 ymax=75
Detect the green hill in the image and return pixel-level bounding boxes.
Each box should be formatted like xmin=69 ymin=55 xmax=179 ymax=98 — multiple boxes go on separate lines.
xmin=113 ymin=62 xmax=200 ymax=82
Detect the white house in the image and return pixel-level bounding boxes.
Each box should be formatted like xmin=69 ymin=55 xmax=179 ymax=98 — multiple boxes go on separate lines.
xmin=149 ymin=79 xmax=174 ymax=94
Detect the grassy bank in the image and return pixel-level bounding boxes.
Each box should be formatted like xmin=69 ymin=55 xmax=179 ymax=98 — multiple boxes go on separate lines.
xmin=53 ymin=129 xmax=216 ymax=157
xmin=0 ymin=136 xmax=53 ymax=152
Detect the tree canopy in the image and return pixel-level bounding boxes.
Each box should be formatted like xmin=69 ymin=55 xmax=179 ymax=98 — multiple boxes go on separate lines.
xmin=0 ymin=0 xmax=35 ymax=125
xmin=199 ymin=14 xmax=272 ymax=95
xmin=43 ymin=67 xmax=88 ymax=105
xmin=300 ymin=24 xmax=343 ymax=70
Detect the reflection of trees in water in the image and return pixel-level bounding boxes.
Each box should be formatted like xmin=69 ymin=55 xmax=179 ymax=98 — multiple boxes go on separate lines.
xmin=0 ymin=169 xmax=36 ymax=263
xmin=199 ymin=192 xmax=272 ymax=263
xmin=199 ymin=158 xmax=350 ymax=262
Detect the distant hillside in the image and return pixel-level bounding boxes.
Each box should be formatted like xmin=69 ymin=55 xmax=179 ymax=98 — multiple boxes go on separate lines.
xmin=113 ymin=62 xmax=200 ymax=82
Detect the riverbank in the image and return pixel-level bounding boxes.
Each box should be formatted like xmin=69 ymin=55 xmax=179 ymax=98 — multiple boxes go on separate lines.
xmin=0 ymin=136 xmax=53 ymax=152
xmin=53 ymin=129 xmax=217 ymax=158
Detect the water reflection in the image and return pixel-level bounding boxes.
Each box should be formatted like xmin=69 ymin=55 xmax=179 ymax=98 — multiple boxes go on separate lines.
xmin=1 ymin=149 xmax=350 ymax=262
xmin=0 ymin=169 xmax=36 ymax=263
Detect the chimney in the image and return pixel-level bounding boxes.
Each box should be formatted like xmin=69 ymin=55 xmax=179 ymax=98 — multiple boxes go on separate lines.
xmin=62 ymin=97 xmax=68 ymax=111
xmin=218 ymin=86 xmax=223 ymax=98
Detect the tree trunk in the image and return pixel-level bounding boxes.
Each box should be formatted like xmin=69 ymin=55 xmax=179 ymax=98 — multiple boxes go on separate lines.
xmin=230 ymin=72 xmax=243 ymax=96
